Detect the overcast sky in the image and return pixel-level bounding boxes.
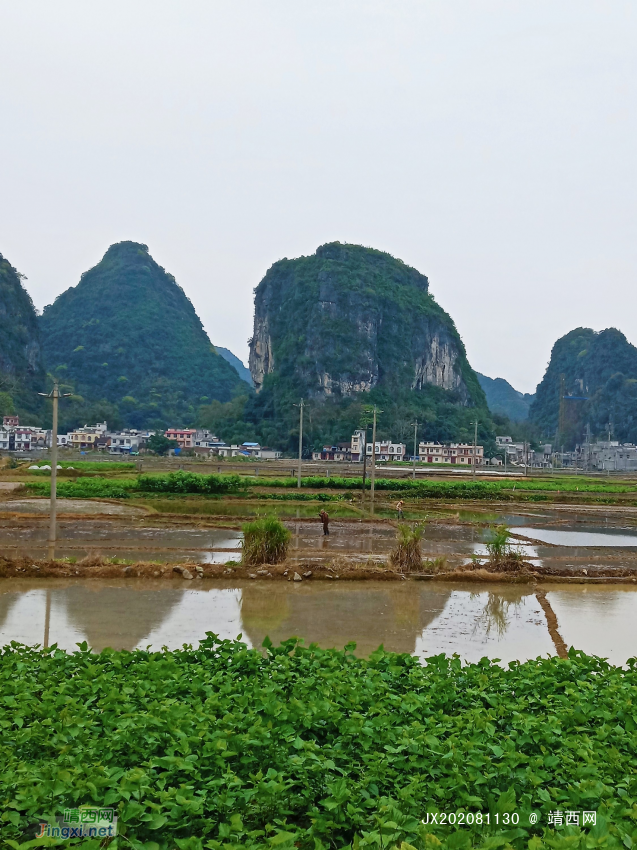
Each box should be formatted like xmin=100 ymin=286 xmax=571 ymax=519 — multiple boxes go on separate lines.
xmin=1 ymin=1 xmax=635 ymax=394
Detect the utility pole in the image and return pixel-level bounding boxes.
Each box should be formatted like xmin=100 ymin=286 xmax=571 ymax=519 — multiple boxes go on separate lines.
xmin=524 ymin=440 xmax=528 ymax=477
xmin=471 ymin=420 xmax=478 ymax=481
xmin=411 ymin=421 xmax=418 ymax=480
xmin=294 ymin=399 xmax=304 ymax=489
xmin=38 ymin=381 xmax=70 ymax=555
xmin=370 ymin=406 xmax=378 ymax=515
xmin=361 ymin=427 xmax=368 ymax=503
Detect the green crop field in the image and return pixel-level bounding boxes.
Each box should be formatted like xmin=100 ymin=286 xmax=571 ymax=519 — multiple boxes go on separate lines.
xmin=0 ymin=637 xmax=636 ymax=849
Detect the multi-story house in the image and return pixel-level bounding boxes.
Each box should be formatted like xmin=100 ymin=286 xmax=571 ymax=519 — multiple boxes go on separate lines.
xmin=312 ymin=443 xmax=352 ymax=461
xmin=366 ymin=441 xmax=406 ymax=462
xmin=164 ymin=428 xmax=197 ymax=450
xmin=350 ymin=431 xmax=406 ymax=462
xmin=419 ymin=441 xmax=484 ymax=465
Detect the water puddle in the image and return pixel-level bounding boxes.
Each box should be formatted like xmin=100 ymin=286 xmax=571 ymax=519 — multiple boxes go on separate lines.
xmin=513 ymin=527 xmax=637 ymax=547
xmin=1 ymin=578 xmax=635 ymax=664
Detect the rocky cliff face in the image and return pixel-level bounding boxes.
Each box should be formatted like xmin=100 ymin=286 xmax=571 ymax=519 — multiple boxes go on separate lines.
xmin=249 ymin=242 xmax=482 ymax=405
xmin=0 ymin=252 xmax=45 ymax=416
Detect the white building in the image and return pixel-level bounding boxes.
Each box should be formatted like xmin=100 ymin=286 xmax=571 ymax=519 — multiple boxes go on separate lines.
xmin=366 ymin=440 xmax=406 ymax=462
xmin=419 ymin=441 xmax=484 ymax=465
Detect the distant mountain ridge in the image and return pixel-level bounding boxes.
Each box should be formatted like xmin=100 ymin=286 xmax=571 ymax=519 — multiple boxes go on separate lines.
xmin=39 ymin=241 xmax=244 ymax=429
xmin=476 ymin=373 xmax=535 ymax=421
xmin=0 ymin=252 xmax=45 ymax=420
xmin=215 ymin=347 xmax=253 ymax=386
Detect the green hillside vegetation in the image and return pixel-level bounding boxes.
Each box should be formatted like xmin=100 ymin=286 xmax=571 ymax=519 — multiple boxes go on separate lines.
xmin=0 ymin=252 xmax=45 ymax=420
xmin=477 ymin=372 xmax=534 ymax=421
xmin=39 ymin=242 xmax=246 ymax=431
xmin=529 ymin=328 xmax=637 ymax=447
xmin=202 ymin=244 xmax=495 ymax=453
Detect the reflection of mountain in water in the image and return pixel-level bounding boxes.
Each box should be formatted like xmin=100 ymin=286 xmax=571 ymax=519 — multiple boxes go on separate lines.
xmin=0 ymin=590 xmax=20 ymax=633
xmin=57 ymin=584 xmax=187 ymax=652
xmin=240 ymin=584 xmax=452 ymax=656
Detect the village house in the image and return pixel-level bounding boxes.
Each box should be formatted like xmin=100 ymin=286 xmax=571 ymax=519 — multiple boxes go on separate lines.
xmin=312 ymin=442 xmax=352 ymax=462
xmin=164 ymin=428 xmax=197 ymax=450
xmin=0 ymin=416 xmax=51 ymax=452
xmin=349 ymin=430 xmax=406 ymax=462
xmin=418 ymin=441 xmax=484 ymax=465
xmin=216 ymin=442 xmax=282 ymax=460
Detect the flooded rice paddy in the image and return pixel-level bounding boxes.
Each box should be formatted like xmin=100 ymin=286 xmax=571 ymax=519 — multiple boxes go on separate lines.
xmin=2 ymin=501 xmax=637 ymax=661
xmin=1 ymin=578 xmax=636 ymax=664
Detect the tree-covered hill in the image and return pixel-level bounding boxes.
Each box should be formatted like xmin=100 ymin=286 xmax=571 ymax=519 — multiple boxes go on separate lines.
xmin=477 ymin=372 xmax=534 ymax=421
xmin=198 ymin=243 xmax=494 ymax=453
xmin=40 ymin=242 xmax=245 ymax=430
xmin=529 ymin=327 xmax=637 ymax=446
xmin=0 ymin=252 xmax=45 ymax=421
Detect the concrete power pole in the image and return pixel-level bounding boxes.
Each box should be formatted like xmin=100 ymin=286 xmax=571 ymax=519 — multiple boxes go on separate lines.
xmin=411 ymin=421 xmax=418 ymax=480
xmin=39 ymin=381 xmax=70 ymax=555
xmin=296 ymin=399 xmax=304 ymax=489
xmin=370 ymin=406 xmax=378 ymax=514
xmin=472 ymin=420 xmax=478 ymax=481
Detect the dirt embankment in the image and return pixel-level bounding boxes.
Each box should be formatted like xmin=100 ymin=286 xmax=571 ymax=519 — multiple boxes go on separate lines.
xmin=2 ymin=553 xmax=637 ymax=584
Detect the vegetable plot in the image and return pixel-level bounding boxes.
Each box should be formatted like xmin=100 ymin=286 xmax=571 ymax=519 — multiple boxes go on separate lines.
xmin=1 ymin=638 xmax=637 ymax=848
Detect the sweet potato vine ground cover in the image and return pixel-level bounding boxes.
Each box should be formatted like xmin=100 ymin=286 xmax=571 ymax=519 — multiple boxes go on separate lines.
xmin=1 ymin=637 xmax=637 ymax=850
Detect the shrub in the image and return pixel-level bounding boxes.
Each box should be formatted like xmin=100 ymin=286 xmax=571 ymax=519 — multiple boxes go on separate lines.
xmin=389 ymin=522 xmax=425 ymax=572
xmin=241 ymin=516 xmax=291 ymax=565
xmin=26 ymin=477 xmax=135 ymax=499
xmin=136 ymin=471 xmax=246 ymax=495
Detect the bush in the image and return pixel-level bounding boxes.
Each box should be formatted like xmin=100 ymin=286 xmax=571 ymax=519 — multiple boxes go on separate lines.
xmin=136 ymin=471 xmax=246 ymax=495
xmin=241 ymin=516 xmax=291 ymax=565
xmin=389 ymin=522 xmax=425 ymax=572
xmin=26 ymin=477 xmax=135 ymax=499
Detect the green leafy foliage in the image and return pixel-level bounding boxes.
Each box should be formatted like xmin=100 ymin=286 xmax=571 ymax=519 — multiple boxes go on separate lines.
xmin=0 ymin=253 xmax=46 ymax=421
xmin=136 ymin=472 xmax=247 ymax=495
xmin=27 ymin=478 xmax=136 ymax=499
xmin=146 ymin=433 xmax=179 ymax=456
xmin=241 ymin=517 xmax=291 ymax=565
xmin=39 ymin=242 xmax=247 ymax=431
xmin=1 ymin=638 xmax=636 ymax=848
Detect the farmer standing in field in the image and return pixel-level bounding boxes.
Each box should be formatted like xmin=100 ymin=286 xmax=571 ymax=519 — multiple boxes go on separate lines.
xmin=396 ymin=499 xmax=404 ymax=519
xmin=319 ymin=508 xmax=330 ymax=536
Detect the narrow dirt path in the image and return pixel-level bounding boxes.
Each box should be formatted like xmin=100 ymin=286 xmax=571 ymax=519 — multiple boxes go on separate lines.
xmin=535 ymin=589 xmax=568 ymax=658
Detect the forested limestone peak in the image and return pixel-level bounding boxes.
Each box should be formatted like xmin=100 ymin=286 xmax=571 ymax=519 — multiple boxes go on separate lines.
xmin=0 ymin=252 xmax=45 ymax=419
xmin=529 ymin=327 xmax=637 ymax=446
xmin=39 ymin=241 xmax=245 ymax=430
xmin=249 ymin=241 xmax=483 ymax=405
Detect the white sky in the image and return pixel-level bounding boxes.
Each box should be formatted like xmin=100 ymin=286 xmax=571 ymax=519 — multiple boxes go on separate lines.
xmin=1 ymin=1 xmax=635 ymax=394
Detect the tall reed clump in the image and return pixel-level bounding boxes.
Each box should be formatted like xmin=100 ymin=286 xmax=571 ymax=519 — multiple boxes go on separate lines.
xmin=241 ymin=517 xmax=291 ymax=566
xmin=485 ymin=524 xmax=521 ymax=565
xmin=389 ymin=522 xmax=425 ymax=572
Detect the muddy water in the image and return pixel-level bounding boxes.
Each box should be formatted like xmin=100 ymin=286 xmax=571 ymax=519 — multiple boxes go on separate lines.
xmin=1 ymin=578 xmax=636 ymax=664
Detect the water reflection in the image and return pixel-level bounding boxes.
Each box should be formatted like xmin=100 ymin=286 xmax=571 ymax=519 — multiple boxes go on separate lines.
xmin=1 ymin=578 xmax=636 ymax=664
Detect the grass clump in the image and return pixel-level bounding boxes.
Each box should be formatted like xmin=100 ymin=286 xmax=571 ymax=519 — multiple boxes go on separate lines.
xmin=241 ymin=516 xmax=291 ymax=565
xmin=485 ymin=524 xmax=523 ymax=566
xmin=389 ymin=522 xmax=425 ymax=572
